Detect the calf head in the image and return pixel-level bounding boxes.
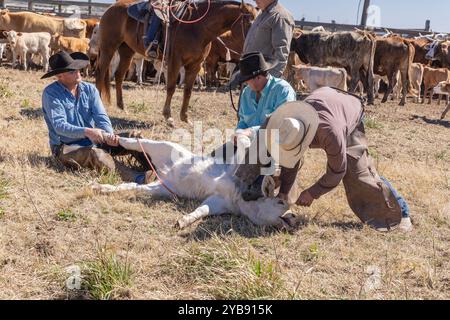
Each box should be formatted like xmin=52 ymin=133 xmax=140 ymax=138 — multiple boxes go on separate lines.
xmin=49 ymin=33 xmax=61 ymax=50
xmin=3 ymin=30 xmax=20 ymax=47
xmin=433 ymin=81 xmax=450 ymax=95
xmin=426 ymin=40 xmax=448 ymax=61
xmin=238 ymin=197 xmax=299 ymax=231
xmin=88 ymin=23 xmax=100 ymax=57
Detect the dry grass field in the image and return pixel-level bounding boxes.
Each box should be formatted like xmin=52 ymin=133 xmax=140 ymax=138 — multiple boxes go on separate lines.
xmin=0 ymin=67 xmax=448 ymax=300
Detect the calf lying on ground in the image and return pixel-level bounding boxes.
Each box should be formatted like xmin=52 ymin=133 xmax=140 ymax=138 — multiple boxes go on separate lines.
xmin=92 ymin=137 xmax=297 ymax=230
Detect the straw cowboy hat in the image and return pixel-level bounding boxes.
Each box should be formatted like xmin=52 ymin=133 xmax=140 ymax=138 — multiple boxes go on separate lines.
xmin=265 ymin=101 xmax=319 ymax=169
xmin=229 ymin=52 xmax=278 ymax=88
xmin=41 ymin=51 xmax=89 ymax=79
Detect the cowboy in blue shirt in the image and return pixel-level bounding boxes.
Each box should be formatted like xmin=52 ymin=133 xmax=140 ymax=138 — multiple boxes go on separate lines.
xmin=214 ymin=52 xmax=296 ymax=162
xmin=41 ymin=51 xmax=147 ymax=184
xmin=235 ymin=52 xmax=296 ymax=140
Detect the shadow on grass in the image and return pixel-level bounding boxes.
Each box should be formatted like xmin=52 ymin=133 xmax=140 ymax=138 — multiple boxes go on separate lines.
xmin=411 ymin=115 xmax=450 ymax=128
xmin=26 ymin=152 xmax=66 ymax=172
xmin=110 ymin=117 xmax=154 ymax=130
xmin=20 ymin=108 xmax=44 ymax=120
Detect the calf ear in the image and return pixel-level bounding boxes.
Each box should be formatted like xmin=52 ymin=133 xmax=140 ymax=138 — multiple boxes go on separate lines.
xmin=2 ymin=31 xmax=7 ymax=37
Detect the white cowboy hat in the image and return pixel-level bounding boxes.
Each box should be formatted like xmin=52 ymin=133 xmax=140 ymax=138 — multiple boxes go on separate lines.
xmin=265 ymin=101 xmax=319 ymax=168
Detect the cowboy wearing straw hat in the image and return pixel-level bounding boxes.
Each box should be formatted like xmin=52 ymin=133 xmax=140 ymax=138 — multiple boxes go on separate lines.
xmin=41 ymin=51 xmax=149 ymax=184
xmin=236 ymin=87 xmax=412 ymax=232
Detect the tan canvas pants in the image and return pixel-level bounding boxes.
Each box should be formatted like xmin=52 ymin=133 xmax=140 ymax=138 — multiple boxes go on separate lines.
xmin=54 ymin=144 xmax=139 ymax=183
xmin=343 ymin=121 xmax=402 ymax=230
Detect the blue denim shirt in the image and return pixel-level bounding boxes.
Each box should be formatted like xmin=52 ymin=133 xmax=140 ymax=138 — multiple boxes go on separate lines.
xmin=42 ymin=81 xmax=114 ymax=149
xmin=237 ymin=75 xmax=296 ymax=132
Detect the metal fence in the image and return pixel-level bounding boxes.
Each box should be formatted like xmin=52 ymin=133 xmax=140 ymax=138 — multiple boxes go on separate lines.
xmin=295 ymin=19 xmax=436 ymax=38
xmin=0 ymin=0 xmax=442 ymax=37
xmin=0 ymin=0 xmax=111 ymax=18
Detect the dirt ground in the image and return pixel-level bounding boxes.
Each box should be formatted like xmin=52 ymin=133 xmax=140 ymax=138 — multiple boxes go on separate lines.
xmin=0 ymin=67 xmax=448 ymax=300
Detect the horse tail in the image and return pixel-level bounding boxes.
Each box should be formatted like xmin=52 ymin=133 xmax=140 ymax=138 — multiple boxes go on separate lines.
xmin=95 ymin=47 xmax=111 ymax=106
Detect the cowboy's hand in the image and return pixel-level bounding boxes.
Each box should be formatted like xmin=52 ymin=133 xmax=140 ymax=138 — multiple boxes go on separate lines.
xmin=104 ymin=133 xmax=120 ymax=147
xmin=85 ymin=128 xmax=105 ymax=144
xmin=233 ymin=128 xmax=254 ymax=144
xmin=296 ymin=190 xmax=314 ymax=207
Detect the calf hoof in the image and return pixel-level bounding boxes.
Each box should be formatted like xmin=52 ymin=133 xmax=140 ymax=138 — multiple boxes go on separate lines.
xmin=399 ymin=101 xmax=406 ymax=106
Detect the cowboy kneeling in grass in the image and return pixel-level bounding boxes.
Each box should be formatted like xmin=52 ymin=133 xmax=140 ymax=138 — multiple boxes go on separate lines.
xmin=235 ymin=87 xmax=412 ymax=232
xmin=41 ymin=51 xmax=148 ymax=184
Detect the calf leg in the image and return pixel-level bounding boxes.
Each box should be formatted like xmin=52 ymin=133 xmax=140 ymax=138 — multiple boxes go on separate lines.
xmin=118 ymin=137 xmax=193 ymax=169
xmin=441 ymin=103 xmax=450 ymax=119
xmin=135 ymin=58 xmax=144 ymax=85
xmin=92 ymin=181 xmax=172 ymax=198
xmin=382 ymin=72 xmax=396 ymax=104
xmin=176 ymin=195 xmax=230 ymax=229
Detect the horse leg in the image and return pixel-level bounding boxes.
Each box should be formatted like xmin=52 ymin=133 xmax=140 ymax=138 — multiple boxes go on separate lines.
xmin=115 ymin=43 xmax=135 ymax=110
xmin=95 ymin=47 xmax=116 ymax=106
xmin=176 ymin=195 xmax=230 ymax=229
xmin=180 ymin=63 xmax=202 ymax=123
xmin=162 ymin=58 xmax=182 ymax=122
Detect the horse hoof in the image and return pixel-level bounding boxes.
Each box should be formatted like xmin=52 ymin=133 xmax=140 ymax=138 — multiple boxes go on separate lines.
xmin=181 ymin=118 xmax=193 ymax=126
xmin=166 ymin=117 xmax=175 ymax=127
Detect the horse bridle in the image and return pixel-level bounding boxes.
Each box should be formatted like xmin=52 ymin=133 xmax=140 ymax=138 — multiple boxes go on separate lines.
xmin=229 ymin=12 xmax=254 ymax=42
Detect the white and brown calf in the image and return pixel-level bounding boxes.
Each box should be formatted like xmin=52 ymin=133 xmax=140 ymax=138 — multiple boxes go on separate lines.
xmin=92 ymin=137 xmax=297 ymax=230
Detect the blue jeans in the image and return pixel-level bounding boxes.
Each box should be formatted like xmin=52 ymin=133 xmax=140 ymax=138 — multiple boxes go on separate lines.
xmin=380 ymin=176 xmax=410 ymax=218
xmin=144 ymin=14 xmax=162 ymax=48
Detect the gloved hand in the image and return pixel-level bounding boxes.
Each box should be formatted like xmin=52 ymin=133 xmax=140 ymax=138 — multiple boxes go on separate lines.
xmin=261 ymin=175 xmax=281 ymax=198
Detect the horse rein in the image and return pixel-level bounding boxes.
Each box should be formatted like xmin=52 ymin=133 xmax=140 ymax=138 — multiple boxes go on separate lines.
xmin=136 ymin=138 xmax=179 ymax=201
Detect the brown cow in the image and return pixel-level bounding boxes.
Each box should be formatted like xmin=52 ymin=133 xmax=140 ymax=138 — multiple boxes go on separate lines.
xmin=291 ymin=30 xmax=376 ymax=104
xmin=422 ymin=66 xmax=450 ymax=104
xmin=49 ymin=33 xmax=89 ymax=54
xmin=374 ymin=35 xmax=415 ymax=106
xmin=0 ymin=9 xmax=86 ymax=38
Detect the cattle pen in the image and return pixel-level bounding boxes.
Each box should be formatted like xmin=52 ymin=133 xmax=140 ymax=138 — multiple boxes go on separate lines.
xmin=0 ymin=0 xmax=445 ymax=37
xmin=0 ymin=0 xmax=448 ymax=303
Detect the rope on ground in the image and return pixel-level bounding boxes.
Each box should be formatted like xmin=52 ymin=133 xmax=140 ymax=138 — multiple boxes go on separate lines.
xmin=20 ymin=164 xmax=49 ymax=229
xmin=136 ymin=138 xmax=179 ymax=202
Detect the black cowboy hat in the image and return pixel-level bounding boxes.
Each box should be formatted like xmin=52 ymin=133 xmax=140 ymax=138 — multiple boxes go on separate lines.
xmin=41 ymin=51 xmax=89 ymax=79
xmin=229 ymin=52 xmax=278 ymax=88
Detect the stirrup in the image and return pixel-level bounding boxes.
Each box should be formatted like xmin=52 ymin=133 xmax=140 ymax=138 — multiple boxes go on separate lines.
xmin=145 ymin=46 xmax=158 ymax=59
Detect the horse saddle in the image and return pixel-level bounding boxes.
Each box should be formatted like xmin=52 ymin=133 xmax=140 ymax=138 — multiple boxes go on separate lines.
xmin=127 ymin=1 xmax=151 ymax=24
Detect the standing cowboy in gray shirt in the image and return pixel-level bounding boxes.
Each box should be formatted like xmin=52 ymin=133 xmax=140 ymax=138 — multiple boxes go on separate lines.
xmin=243 ymin=0 xmax=295 ymax=78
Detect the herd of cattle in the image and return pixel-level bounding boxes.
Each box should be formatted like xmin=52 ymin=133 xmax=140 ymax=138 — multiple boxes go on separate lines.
xmin=0 ymin=8 xmax=449 ymax=119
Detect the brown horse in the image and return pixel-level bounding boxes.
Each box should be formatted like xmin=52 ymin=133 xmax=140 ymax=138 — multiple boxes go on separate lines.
xmin=96 ymin=0 xmax=257 ymax=123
